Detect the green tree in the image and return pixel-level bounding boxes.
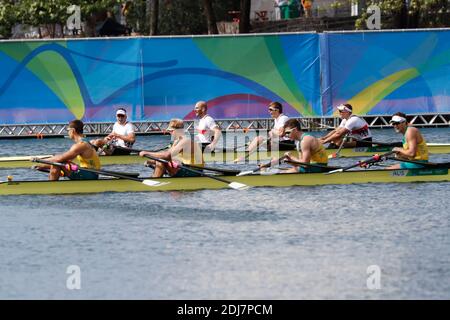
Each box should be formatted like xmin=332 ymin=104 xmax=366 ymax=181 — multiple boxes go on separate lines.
xmin=239 ymin=0 xmax=251 ymax=33
xmin=0 ymin=0 xmax=18 ymax=38
xmin=14 ymin=0 xmax=72 ymax=38
xmin=356 ymin=0 xmax=449 ymax=29
xmin=202 ymin=0 xmax=218 ymax=34
xmin=124 ymin=0 xmax=240 ymax=35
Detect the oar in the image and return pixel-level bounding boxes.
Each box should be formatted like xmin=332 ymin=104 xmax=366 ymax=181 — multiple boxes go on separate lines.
xmin=326 ymin=151 xmax=395 ymax=174
xmin=349 ymin=136 xmax=402 ymax=147
xmin=328 ymin=133 xmax=350 ymax=159
xmin=385 ymin=156 xmax=450 ymax=169
xmin=31 ymin=158 xmax=168 ymax=187
xmin=184 ymin=164 xmax=240 ymax=176
xmin=32 ymin=165 xmax=141 ymax=177
xmin=142 ymin=154 xmax=250 ymax=190
xmin=284 ymin=159 xmax=341 ymax=172
xmin=237 ymin=155 xmax=288 ymax=176
xmin=121 ymin=147 xmax=239 ymax=175
xmin=115 ymin=145 xmax=170 ymax=154
xmin=234 ymin=137 xmax=272 ymax=163
xmin=145 ymin=161 xmax=240 ymax=176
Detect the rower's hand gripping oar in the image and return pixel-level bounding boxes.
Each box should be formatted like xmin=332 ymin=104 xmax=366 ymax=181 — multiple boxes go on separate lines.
xmin=328 ymin=133 xmax=349 ymax=159
xmin=141 ymin=154 xmax=250 ymax=191
xmin=31 ymin=158 xmax=168 ymax=187
xmin=326 ymin=151 xmax=395 ymax=174
xmin=237 ymin=155 xmax=288 ymax=176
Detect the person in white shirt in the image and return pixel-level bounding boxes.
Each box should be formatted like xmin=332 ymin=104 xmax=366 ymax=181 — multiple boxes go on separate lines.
xmin=234 ymin=101 xmax=295 ymax=162
xmin=193 ymin=101 xmax=222 ymax=152
xmin=90 ymin=108 xmax=136 ymax=155
xmin=319 ymin=104 xmax=372 ymax=148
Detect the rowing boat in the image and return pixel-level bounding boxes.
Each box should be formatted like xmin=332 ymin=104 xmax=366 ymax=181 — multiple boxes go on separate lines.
xmin=1 ymin=143 xmax=450 ymax=169
xmin=1 ymin=167 xmax=449 ymax=195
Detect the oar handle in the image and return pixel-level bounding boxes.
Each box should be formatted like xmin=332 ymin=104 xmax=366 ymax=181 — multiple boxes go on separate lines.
xmin=115 ymin=146 xmax=170 ymax=154
xmin=142 ymin=154 xmax=232 ymax=184
xmin=343 ymin=151 xmax=395 ymax=171
xmin=348 ymin=136 xmax=402 ymax=147
xmin=284 ymin=159 xmax=338 ymax=171
xmin=32 ymin=158 xmax=145 ymax=182
xmin=32 ymin=158 xmax=76 ymax=170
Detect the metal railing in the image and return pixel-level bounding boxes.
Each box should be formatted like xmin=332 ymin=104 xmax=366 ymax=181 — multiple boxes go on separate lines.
xmin=1 ymin=113 xmax=449 ymax=139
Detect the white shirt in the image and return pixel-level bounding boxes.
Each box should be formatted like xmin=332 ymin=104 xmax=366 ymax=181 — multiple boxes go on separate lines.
xmin=195 ymin=115 xmax=218 ymax=143
xmin=112 ymin=122 xmax=135 ymax=147
xmin=273 ymin=114 xmax=290 ymax=141
xmin=339 ymin=115 xmax=372 ymax=140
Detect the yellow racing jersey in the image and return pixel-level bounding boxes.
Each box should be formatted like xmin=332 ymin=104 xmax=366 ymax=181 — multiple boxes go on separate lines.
xmin=176 ymin=140 xmax=205 ymax=167
xmin=297 ymin=133 xmax=328 ymax=164
xmin=77 ymin=139 xmax=101 ymax=169
xmin=402 ymin=127 xmax=428 ymax=161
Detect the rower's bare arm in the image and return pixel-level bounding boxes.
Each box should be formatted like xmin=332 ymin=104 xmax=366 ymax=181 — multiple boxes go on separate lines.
xmin=284 ymin=151 xmax=300 ymax=162
xmin=139 ymin=150 xmax=171 ymax=160
xmin=209 ymin=127 xmax=222 ymax=148
xmin=322 ymin=127 xmax=346 ymax=144
xmin=52 ymin=144 xmax=85 ymax=163
xmin=114 ymin=131 xmax=136 ymax=144
xmin=169 ymin=140 xmax=187 ymax=159
xmin=299 ymin=139 xmax=312 ymax=163
xmin=320 ymin=129 xmax=336 ymax=142
xmin=404 ymin=129 xmax=419 ymax=157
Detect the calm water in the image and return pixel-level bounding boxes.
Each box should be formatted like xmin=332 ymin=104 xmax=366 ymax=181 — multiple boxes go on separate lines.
xmin=1 ymin=128 xmax=450 ymax=299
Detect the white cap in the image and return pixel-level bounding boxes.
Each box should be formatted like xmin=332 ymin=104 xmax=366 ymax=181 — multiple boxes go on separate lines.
xmin=116 ymin=109 xmax=127 ymax=116
xmin=389 ymin=115 xmax=407 ymax=124
xmin=337 ymin=104 xmax=352 ymax=113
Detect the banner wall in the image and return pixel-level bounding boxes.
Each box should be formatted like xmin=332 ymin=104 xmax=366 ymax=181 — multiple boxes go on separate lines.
xmin=0 ymin=30 xmax=449 ymax=124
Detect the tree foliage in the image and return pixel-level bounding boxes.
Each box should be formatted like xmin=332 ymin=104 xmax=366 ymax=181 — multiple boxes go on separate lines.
xmin=0 ymin=0 xmax=17 ymax=38
xmin=0 ymin=0 xmax=123 ymax=38
xmin=355 ymin=0 xmax=449 ymax=29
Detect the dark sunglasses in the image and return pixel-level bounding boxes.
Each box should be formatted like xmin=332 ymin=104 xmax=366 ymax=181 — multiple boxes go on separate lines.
xmin=284 ymin=128 xmax=295 ymax=135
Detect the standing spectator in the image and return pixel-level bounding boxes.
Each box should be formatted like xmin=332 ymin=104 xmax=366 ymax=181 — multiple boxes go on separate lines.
xmin=275 ymin=0 xmax=289 ymax=20
xmin=301 ymin=0 xmax=313 ymax=18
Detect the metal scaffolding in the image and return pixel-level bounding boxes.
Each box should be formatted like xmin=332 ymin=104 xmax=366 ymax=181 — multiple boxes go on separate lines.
xmin=1 ymin=113 xmax=449 ymax=139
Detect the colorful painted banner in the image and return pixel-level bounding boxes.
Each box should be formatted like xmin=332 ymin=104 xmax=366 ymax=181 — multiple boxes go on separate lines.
xmin=322 ymin=30 xmax=450 ymax=116
xmin=0 ymin=34 xmax=319 ymax=124
xmin=0 ymin=30 xmax=449 ymax=125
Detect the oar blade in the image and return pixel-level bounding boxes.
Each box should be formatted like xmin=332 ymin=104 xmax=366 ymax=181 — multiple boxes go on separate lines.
xmin=142 ymin=179 xmax=170 ymax=187
xmin=236 ymin=170 xmax=254 ymax=177
xmin=228 ymin=182 xmax=251 ymax=190
xmin=260 ymin=168 xmax=281 ymax=175
xmin=328 ymin=153 xmax=338 ymax=159
xmin=325 ymin=168 xmax=343 ymax=175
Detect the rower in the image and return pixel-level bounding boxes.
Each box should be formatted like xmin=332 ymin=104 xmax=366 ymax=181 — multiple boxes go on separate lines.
xmin=139 ymin=119 xmax=204 ymax=178
xmin=387 ymin=112 xmax=429 ymax=169
xmin=282 ymin=119 xmax=328 ymax=173
xmin=90 ymin=108 xmax=136 ymax=155
xmin=235 ymin=101 xmax=295 ymax=162
xmin=33 ymin=120 xmax=101 ymax=180
xmin=193 ymin=101 xmax=222 ymax=152
xmin=319 ymin=104 xmax=372 ymax=148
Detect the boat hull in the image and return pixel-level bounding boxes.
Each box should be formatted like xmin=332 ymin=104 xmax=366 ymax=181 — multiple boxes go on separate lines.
xmin=1 ymin=168 xmax=449 ymax=195
xmin=1 ymin=143 xmax=450 ymax=169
